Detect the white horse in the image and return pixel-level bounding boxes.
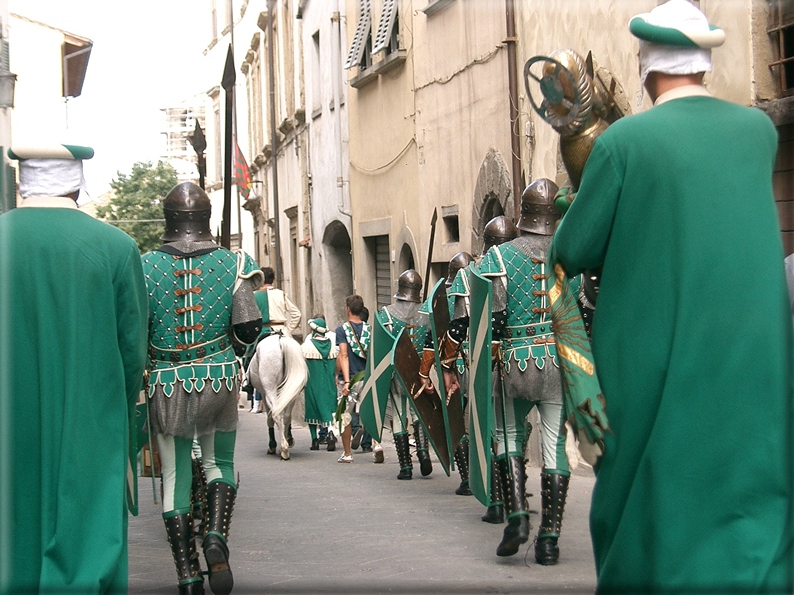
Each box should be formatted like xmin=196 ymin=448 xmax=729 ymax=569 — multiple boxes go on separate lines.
xmin=247 ymin=333 xmax=308 ymax=460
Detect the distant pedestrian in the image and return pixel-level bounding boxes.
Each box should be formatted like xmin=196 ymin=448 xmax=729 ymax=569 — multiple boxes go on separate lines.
xmin=0 ymin=144 xmax=148 ymax=593
xmin=349 ymin=304 xmax=373 ymax=452
xmin=334 ymin=295 xmax=373 ymax=463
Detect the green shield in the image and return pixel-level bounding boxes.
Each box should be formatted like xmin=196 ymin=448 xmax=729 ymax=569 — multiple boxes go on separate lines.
xmin=427 ymin=279 xmax=465 ymax=466
xmin=392 ymin=328 xmax=451 ymax=475
xmin=358 ymin=315 xmax=397 ymax=442
xmin=467 ymin=265 xmax=495 ymax=506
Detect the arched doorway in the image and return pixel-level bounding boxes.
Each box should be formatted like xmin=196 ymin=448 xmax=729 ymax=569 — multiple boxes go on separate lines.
xmin=471 ymin=148 xmax=513 ymax=257
xmin=397 ymin=243 xmax=415 ymax=278
xmin=322 ymin=220 xmax=353 ymax=326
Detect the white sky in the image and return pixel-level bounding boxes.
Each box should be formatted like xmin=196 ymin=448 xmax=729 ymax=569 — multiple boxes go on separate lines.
xmin=9 ymin=0 xmax=210 ymax=199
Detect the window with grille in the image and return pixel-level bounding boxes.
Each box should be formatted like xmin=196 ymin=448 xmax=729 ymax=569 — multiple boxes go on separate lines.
xmin=769 ymin=0 xmax=794 ymax=95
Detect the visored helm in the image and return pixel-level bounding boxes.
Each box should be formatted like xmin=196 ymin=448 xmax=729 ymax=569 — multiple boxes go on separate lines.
xmin=160 ymin=181 xmax=213 ymax=242
xmin=394 ymin=269 xmax=423 ymax=303
xmin=446 ymin=252 xmax=474 ymax=286
xmin=481 ymin=215 xmax=519 ymax=256
xmin=516 ymin=178 xmax=560 ymax=236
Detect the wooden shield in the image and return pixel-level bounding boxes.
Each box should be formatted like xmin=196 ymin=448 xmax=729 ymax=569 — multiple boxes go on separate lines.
xmin=467 ymin=265 xmax=495 ymax=506
xmin=392 ymin=328 xmax=451 ymax=475
xmin=428 ymin=279 xmax=465 ymax=466
xmin=358 ymin=315 xmax=397 ymax=442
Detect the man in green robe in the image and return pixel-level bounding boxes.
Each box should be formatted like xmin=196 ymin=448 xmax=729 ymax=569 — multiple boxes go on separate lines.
xmin=551 ymin=1 xmax=793 ymax=592
xmin=300 ymin=317 xmax=339 ymax=450
xmin=0 ymin=145 xmax=148 ymax=594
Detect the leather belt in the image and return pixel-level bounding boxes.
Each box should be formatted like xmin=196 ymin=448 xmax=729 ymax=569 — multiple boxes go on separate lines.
xmin=149 ymin=334 xmax=231 ymax=363
xmin=504 ymin=321 xmax=553 ymax=339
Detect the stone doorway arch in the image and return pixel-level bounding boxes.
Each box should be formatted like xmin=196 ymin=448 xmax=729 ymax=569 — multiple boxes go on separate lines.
xmin=471 ymin=148 xmax=513 ymax=257
xmin=321 ymin=220 xmax=353 ymax=326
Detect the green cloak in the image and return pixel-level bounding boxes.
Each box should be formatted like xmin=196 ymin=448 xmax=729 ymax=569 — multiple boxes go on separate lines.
xmin=301 ymin=336 xmax=338 ymax=426
xmin=553 ymin=95 xmax=793 ymax=593
xmin=0 ymin=204 xmax=148 ymax=594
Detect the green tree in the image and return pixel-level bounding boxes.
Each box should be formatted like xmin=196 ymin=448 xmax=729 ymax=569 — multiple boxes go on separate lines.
xmin=97 ymin=161 xmax=179 ymax=253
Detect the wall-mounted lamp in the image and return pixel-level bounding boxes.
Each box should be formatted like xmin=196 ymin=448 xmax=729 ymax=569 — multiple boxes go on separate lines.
xmin=0 ymin=71 xmax=17 ymax=108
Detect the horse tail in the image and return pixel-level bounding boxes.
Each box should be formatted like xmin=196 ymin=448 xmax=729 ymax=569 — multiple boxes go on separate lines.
xmin=270 ymin=335 xmax=308 ymax=418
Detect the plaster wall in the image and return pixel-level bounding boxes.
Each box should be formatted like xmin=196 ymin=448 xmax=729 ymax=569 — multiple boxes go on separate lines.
xmin=413 ymin=0 xmax=513 ymax=275
xmin=512 ymin=1 xmax=758 ymax=186
xmin=301 ymin=0 xmax=353 ymax=329
xmin=346 ymin=0 xmax=420 ymax=310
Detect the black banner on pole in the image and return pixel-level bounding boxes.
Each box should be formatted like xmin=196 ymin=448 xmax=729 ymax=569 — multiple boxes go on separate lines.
xmin=221 ymin=44 xmax=235 ymax=249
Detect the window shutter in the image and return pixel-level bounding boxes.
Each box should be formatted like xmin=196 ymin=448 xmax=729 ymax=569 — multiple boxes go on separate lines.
xmin=371 ymin=0 xmax=398 ymax=55
xmin=1 ymin=40 xmax=9 ymax=71
xmin=344 ymin=0 xmax=372 ymax=70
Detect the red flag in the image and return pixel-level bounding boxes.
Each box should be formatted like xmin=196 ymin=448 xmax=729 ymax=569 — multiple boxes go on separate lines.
xmin=232 ymin=140 xmax=253 ymax=199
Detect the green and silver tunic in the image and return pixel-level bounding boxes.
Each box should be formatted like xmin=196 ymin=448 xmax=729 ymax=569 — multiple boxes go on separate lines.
xmin=478 ymin=236 xmax=562 ymax=403
xmin=142 ymin=242 xmax=262 ymax=438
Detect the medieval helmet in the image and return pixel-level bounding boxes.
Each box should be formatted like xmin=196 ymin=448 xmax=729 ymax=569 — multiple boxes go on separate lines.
xmin=394 ymin=269 xmax=423 ymax=303
xmin=446 ymin=252 xmax=475 ymax=286
xmin=481 ymin=215 xmax=519 ymax=256
xmin=516 ymin=178 xmax=560 ymax=236
xmin=160 ymin=181 xmax=213 ymax=242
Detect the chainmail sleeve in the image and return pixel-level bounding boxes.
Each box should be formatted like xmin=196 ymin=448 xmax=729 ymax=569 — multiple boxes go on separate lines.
xmin=232 ymin=276 xmax=263 ymax=344
xmin=232 ymin=250 xmax=264 ymax=344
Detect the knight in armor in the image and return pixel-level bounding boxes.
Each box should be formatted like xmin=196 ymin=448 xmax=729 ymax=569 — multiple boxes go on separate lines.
xmin=476 ymin=180 xmax=570 ymax=561
xmin=142 ymin=182 xmax=264 ymax=595
xmin=377 ymin=269 xmax=433 ymax=480
xmin=439 ymin=217 xmax=519 ymax=519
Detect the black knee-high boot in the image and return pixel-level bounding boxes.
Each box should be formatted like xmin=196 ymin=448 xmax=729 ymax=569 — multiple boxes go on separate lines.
xmin=164 ymin=512 xmax=205 ymax=595
xmin=481 ymin=458 xmax=505 ymax=523
xmin=203 ymin=481 xmax=236 ymax=595
xmin=394 ymin=432 xmax=413 ymax=480
xmin=413 ymin=421 xmax=433 ymax=476
xmin=496 ymin=456 xmax=530 ymax=557
xmin=454 ymin=437 xmax=472 ymax=495
xmin=534 ymin=472 xmax=570 ymax=565
xmin=191 ymin=458 xmax=208 ymax=538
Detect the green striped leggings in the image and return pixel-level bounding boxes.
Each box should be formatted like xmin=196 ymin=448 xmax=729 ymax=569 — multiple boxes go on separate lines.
xmin=156 ymin=431 xmax=237 ymax=514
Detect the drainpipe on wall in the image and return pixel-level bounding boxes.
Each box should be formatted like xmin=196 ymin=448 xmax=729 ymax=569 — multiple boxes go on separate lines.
xmin=505 ymin=0 xmax=523 ymax=222
xmin=332 ymin=2 xmax=352 ymax=219
xmin=267 ymin=0 xmax=283 ymax=287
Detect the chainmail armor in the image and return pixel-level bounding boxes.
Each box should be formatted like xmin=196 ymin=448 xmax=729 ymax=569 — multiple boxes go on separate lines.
xmin=144 ymin=243 xmax=262 ymax=437
xmin=483 ymin=234 xmax=562 ymax=404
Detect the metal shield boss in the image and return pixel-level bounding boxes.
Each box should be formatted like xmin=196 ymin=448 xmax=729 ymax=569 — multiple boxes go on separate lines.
xmin=428 ymin=279 xmax=465 ymax=467
xmin=392 ymin=325 xmax=452 ymax=476
xmin=358 ymin=315 xmax=396 ymax=442
xmin=467 ymin=265 xmax=495 ymax=507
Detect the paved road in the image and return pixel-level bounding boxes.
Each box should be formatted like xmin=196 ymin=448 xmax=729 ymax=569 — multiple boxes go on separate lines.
xmin=129 ymin=406 xmax=597 ymax=594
